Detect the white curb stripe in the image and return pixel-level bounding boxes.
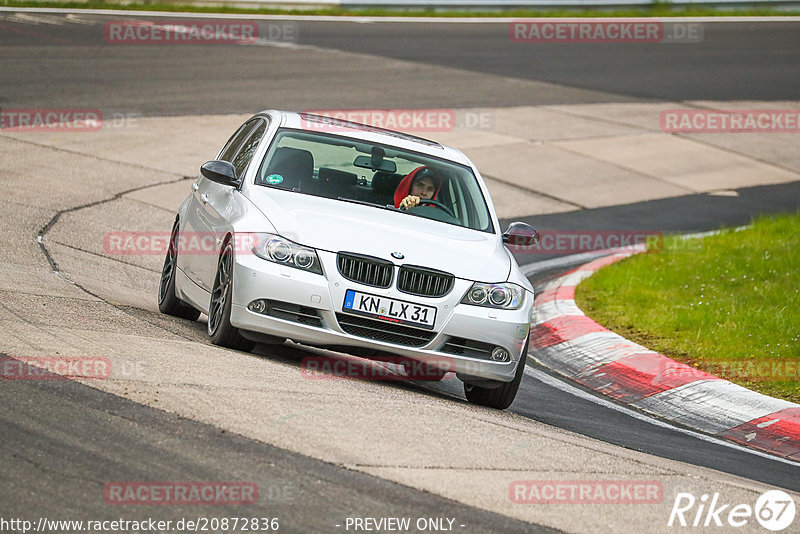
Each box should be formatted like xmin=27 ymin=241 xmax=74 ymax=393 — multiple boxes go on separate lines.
xmin=557 ymin=269 xmax=594 ymax=288
xmin=525 ymin=367 xmax=800 ymax=467
xmin=531 ymin=299 xmax=583 ymax=326
xmin=533 ymin=331 xmax=646 ymax=377
xmin=521 ymin=249 xmax=615 ymax=277
xmin=633 ymin=379 xmax=798 ymax=435
xmin=526 ymin=232 xmax=800 ymax=458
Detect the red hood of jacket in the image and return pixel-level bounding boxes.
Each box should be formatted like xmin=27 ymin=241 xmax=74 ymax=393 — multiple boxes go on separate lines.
xmin=393 ymin=166 xmax=442 ymax=208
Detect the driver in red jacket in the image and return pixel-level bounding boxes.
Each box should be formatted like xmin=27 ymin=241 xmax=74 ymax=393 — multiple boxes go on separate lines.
xmin=394 ymin=166 xmax=442 ymax=210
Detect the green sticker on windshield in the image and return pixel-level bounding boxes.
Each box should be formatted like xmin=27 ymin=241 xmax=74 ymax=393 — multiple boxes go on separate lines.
xmin=266 ymin=174 xmax=284 ymax=185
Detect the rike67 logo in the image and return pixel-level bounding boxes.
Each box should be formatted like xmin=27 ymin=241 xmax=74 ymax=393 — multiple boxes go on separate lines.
xmin=668 ymin=490 xmax=796 ymax=531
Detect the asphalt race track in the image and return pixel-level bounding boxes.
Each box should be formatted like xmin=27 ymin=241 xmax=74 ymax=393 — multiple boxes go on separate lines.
xmin=1 ymin=10 xmax=799 ymax=533
xmin=2 ymin=15 xmax=799 ymax=113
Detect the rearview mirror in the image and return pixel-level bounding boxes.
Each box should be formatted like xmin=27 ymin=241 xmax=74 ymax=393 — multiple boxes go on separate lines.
xmin=502 ymin=222 xmax=540 ymax=248
xmin=200 ymin=160 xmax=241 ymax=187
xmin=353 ymin=155 xmax=397 ymax=173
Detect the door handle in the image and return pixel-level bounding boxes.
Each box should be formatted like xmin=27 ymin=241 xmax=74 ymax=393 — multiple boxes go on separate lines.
xmin=200 ymin=194 xmax=209 ymax=204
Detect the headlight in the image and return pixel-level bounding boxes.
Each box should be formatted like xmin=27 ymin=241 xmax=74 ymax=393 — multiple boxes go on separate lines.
xmin=252 ymin=234 xmax=323 ymax=275
xmin=461 ymin=282 xmax=525 ymax=310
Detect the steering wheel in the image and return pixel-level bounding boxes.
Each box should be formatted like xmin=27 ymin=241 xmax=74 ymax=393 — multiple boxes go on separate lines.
xmin=416 ymin=199 xmax=456 ymax=218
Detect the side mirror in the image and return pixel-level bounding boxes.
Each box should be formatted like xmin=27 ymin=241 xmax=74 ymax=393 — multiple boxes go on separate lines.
xmin=502 ymin=222 xmax=540 ymax=248
xmin=200 ymin=160 xmax=240 ymax=187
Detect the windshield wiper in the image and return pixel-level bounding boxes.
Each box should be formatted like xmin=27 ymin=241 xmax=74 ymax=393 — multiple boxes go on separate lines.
xmin=336 ymin=197 xmax=399 ymax=211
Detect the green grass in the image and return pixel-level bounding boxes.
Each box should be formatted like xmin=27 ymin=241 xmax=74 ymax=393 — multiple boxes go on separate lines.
xmin=575 ymin=212 xmax=800 ymax=403
xmin=2 ymin=0 xmax=799 ymax=17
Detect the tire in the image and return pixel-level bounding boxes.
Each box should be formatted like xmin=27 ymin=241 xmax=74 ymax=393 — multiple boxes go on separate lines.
xmin=207 ymin=239 xmax=254 ymax=352
xmin=158 ymin=220 xmax=201 ymax=321
xmin=464 ymin=338 xmax=529 ymax=409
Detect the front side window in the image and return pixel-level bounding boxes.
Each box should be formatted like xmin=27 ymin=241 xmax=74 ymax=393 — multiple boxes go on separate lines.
xmin=218 ymin=120 xmax=257 ymax=164
xmin=255 ymin=129 xmax=493 ymax=233
xmin=231 ymin=119 xmax=267 ymax=178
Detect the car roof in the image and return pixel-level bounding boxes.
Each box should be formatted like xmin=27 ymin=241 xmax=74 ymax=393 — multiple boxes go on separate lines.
xmin=256 ymin=110 xmax=473 ymax=167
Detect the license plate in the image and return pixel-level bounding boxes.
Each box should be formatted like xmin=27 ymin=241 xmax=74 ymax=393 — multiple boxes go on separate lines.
xmin=342 ymin=289 xmax=437 ymax=330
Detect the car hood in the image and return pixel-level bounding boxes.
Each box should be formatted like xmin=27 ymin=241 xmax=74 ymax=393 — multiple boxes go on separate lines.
xmin=245 ymin=188 xmax=511 ymax=282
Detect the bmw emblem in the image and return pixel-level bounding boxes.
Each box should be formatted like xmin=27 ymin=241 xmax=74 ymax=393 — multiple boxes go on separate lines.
xmin=391 ymin=252 xmax=404 ymax=259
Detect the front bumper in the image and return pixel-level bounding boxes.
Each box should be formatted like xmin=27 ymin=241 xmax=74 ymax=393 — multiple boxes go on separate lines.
xmin=230 ymin=250 xmax=532 ymax=383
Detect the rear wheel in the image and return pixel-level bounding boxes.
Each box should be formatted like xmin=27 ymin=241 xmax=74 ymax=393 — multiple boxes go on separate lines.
xmin=158 ymin=220 xmax=201 ymax=321
xmin=464 ymin=338 xmax=529 ymax=409
xmin=208 ymin=240 xmax=254 ymax=352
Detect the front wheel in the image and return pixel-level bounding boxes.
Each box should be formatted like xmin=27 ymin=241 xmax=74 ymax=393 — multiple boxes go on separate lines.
xmin=158 ymin=220 xmax=201 ymax=321
xmin=464 ymin=338 xmax=528 ymax=409
xmin=208 ymin=240 xmax=254 ymax=352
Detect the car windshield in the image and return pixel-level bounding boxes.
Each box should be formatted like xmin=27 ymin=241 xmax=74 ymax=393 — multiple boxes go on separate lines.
xmin=255 ymin=128 xmax=494 ymax=233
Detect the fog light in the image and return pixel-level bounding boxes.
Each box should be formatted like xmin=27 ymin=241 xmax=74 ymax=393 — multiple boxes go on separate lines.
xmin=491 ymin=347 xmax=510 ymax=362
xmin=248 ymin=299 xmax=266 ymax=314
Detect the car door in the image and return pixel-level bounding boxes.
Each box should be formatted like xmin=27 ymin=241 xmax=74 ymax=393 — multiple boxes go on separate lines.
xmin=191 ymin=118 xmax=268 ymax=292
xmin=181 ymin=119 xmax=256 ymax=287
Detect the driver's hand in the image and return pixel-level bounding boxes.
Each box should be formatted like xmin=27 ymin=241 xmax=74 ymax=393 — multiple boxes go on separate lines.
xmin=399 ymin=195 xmax=420 ymax=210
